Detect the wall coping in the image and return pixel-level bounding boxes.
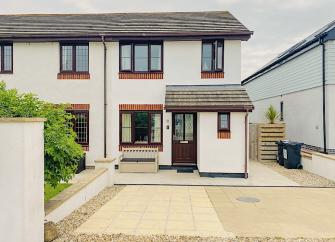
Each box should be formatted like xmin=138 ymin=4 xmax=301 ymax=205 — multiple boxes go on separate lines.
xmin=313 ymin=152 xmax=335 ymax=161
xmin=95 ymin=158 xmax=116 ymax=163
xmin=45 ymin=168 xmax=107 ymax=216
xmin=0 ymin=118 xmax=46 ymax=123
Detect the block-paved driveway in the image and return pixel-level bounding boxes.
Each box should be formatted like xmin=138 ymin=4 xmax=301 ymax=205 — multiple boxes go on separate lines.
xmin=76 ymin=185 xmax=335 ymax=239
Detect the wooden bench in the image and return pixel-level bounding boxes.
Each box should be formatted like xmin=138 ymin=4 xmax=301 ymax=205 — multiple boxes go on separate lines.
xmin=118 ymin=147 xmax=159 ymax=173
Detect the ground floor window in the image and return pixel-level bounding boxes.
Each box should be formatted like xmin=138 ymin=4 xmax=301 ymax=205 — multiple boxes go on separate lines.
xmin=218 ymin=112 xmax=230 ymax=131
xmin=68 ymin=110 xmax=89 ymax=147
xmin=120 ymin=111 xmax=162 ymax=145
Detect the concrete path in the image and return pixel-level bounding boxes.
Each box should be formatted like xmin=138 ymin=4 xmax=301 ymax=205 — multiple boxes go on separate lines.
xmin=114 ymin=161 xmax=299 ymax=186
xmin=76 ymin=185 xmax=233 ymax=237
xmin=206 ymin=186 xmax=335 ymax=238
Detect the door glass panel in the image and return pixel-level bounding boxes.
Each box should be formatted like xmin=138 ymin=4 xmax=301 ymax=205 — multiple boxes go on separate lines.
xmin=185 ymin=114 xmax=194 ymax=141
xmin=174 ymin=114 xmax=184 ymax=141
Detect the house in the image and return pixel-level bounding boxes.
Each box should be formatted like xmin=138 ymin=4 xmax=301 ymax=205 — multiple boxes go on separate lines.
xmin=0 ymin=11 xmax=253 ymax=177
xmin=242 ymin=20 xmax=335 ymax=154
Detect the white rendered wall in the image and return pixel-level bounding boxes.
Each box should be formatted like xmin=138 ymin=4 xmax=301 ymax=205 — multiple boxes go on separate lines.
xmin=0 ymin=40 xmax=241 ymax=166
xmin=108 ymin=40 xmax=242 ymax=165
xmin=197 ymin=112 xmax=247 ymax=173
xmin=0 ymin=42 xmax=105 ymax=166
xmin=0 ymin=119 xmax=44 ymax=242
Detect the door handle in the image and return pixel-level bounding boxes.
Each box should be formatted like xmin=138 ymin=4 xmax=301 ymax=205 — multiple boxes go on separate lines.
xmin=180 ymin=141 xmax=189 ymax=144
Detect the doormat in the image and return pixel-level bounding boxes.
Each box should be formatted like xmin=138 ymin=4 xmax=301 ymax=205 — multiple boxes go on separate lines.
xmin=177 ymin=168 xmax=194 ymax=173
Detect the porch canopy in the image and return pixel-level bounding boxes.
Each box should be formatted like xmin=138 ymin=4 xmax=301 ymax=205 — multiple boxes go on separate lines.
xmin=165 ymin=84 xmax=254 ymax=112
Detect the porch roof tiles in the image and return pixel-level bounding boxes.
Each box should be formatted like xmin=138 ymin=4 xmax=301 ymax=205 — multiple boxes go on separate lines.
xmin=165 ymin=84 xmax=254 ymax=112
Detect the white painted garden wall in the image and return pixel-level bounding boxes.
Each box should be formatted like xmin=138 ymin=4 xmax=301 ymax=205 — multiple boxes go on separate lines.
xmin=0 ymin=118 xmax=45 ymax=242
xmin=302 ymin=152 xmax=335 ymax=182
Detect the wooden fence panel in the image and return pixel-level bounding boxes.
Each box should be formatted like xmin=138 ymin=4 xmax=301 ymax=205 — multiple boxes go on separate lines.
xmin=249 ymin=123 xmax=286 ymax=162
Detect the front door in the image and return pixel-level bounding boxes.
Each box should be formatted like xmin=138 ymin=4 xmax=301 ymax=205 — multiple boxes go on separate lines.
xmin=172 ymin=113 xmax=197 ymax=165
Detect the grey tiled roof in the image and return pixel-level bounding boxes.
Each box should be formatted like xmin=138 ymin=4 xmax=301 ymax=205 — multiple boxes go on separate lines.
xmin=0 ymin=11 xmax=252 ymax=39
xmin=165 ymin=85 xmax=254 ymax=111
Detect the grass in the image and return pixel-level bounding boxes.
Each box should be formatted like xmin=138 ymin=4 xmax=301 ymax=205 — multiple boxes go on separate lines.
xmin=44 ymin=183 xmax=71 ymax=202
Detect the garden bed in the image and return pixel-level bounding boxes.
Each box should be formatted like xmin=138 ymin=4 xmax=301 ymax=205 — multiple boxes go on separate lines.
xmin=258 ymin=160 xmax=335 ymax=187
xmin=45 ymin=183 xmax=71 ymax=202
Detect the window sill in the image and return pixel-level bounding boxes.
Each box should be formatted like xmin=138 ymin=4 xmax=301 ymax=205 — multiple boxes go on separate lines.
xmin=218 ymin=130 xmax=231 ymax=139
xmin=0 ymin=71 xmax=13 ymax=74
xmin=81 ymin=145 xmax=89 ymax=151
xmin=57 ymin=72 xmax=90 ymax=80
xmin=119 ymin=144 xmax=163 ymax=151
xmin=201 ymin=72 xmax=224 ymax=79
xmin=119 ymin=72 xmax=163 ymax=79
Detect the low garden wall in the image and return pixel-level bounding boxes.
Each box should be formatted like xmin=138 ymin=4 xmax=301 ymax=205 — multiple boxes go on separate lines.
xmin=301 ymin=150 xmax=335 ymax=182
xmin=45 ymin=158 xmax=115 ymax=223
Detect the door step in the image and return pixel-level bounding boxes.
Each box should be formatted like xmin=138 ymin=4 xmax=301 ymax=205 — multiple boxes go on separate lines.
xmin=177 ymin=168 xmax=194 ymax=173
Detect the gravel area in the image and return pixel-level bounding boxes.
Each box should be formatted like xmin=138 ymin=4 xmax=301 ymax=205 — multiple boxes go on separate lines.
xmin=258 ymin=160 xmax=335 ymax=187
xmin=54 ymin=185 xmax=125 ymax=241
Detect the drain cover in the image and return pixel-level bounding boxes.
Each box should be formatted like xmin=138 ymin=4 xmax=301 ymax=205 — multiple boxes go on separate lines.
xmin=236 ymin=196 xmax=260 ymax=203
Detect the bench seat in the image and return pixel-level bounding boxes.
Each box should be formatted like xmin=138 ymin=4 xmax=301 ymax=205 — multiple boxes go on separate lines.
xmin=119 ymin=147 xmax=159 ymax=173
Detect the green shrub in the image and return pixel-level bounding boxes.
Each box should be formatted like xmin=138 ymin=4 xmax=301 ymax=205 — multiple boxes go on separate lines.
xmin=265 ymin=105 xmax=280 ymax=124
xmin=0 ymin=81 xmax=84 ymax=187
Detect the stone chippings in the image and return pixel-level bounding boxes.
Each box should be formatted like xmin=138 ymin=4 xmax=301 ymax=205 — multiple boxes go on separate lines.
xmin=54 ymin=185 xmax=125 ymax=241
xmin=259 ymin=160 xmax=335 ymax=187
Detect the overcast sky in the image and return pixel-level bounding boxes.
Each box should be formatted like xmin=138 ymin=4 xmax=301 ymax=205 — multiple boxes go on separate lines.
xmin=1 ymin=0 xmax=334 ymax=79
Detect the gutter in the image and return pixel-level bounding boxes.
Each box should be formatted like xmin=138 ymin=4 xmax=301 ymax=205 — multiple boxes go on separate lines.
xmin=244 ymin=111 xmax=249 ymax=179
xmin=320 ymin=37 xmax=327 ymax=154
xmin=101 ymin=35 xmax=107 ymax=158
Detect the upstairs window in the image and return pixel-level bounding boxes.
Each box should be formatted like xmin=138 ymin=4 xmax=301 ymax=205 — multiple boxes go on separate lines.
xmin=120 ymin=42 xmax=163 ymax=72
xmin=0 ymin=43 xmax=13 ymax=73
xmin=60 ymin=43 xmax=89 ymax=73
xmin=202 ymin=40 xmax=224 ymax=72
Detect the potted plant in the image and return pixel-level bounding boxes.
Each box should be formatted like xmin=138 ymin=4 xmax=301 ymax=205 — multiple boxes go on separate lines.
xmin=265 ymin=105 xmax=280 ymax=124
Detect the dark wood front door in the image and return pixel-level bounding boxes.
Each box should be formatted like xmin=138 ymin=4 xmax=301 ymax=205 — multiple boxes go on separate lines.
xmin=172 ymin=113 xmax=197 ymax=165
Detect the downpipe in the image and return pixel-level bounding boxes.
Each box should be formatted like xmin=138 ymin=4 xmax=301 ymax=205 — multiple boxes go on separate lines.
xmin=101 ymin=35 xmax=107 ymax=158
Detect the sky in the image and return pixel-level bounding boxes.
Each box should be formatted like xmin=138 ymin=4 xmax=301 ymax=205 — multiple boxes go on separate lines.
xmin=1 ymin=0 xmax=334 ymax=79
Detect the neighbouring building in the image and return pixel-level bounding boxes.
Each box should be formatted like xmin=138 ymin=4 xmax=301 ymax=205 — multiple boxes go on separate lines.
xmin=242 ymin=21 xmax=335 ymax=154
xmin=0 ymin=11 xmax=254 ymax=177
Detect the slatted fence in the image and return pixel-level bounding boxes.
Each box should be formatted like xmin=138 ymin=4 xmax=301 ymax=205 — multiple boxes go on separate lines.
xmin=249 ymin=123 xmax=286 ymax=162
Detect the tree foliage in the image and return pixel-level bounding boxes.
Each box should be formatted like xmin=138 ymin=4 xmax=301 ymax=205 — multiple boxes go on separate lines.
xmin=265 ymin=105 xmax=280 ymax=124
xmin=0 ymin=81 xmax=84 ymax=187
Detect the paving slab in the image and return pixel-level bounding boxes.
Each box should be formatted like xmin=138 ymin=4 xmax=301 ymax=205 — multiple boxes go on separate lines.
xmin=76 ymin=185 xmax=233 ymax=237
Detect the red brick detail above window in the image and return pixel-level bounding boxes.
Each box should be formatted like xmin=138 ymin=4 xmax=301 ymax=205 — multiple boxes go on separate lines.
xmin=119 ymin=144 xmax=163 ymax=152
xmin=68 ymin=104 xmax=90 ymax=110
xmin=119 ymin=72 xmax=163 ymax=79
xmin=119 ymin=104 xmax=163 ymax=111
xmin=201 ymin=72 xmax=224 ymax=79
xmin=57 ymin=72 xmax=90 ymax=80
xmin=218 ymin=130 xmax=231 ymax=139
